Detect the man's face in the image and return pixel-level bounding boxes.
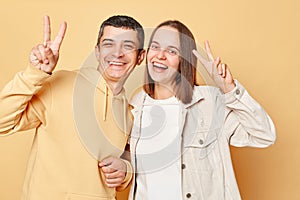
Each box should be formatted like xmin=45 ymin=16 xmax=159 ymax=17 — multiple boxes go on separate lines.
xmin=95 ymin=26 xmax=144 ymax=83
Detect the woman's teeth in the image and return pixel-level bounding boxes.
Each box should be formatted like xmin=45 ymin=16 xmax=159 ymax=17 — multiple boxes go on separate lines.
xmin=153 ymin=62 xmax=168 ymax=69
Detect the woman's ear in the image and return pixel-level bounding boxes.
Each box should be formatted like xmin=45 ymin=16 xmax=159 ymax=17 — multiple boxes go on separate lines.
xmin=137 ymin=49 xmax=146 ymax=65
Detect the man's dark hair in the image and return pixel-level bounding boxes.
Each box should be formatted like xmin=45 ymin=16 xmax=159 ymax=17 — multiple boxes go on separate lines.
xmin=96 ymin=15 xmax=144 ymax=53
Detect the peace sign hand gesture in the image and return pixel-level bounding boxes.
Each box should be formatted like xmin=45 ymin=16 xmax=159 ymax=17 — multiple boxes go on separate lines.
xmin=29 ymin=16 xmax=67 ymax=74
xmin=193 ymin=41 xmax=236 ymax=94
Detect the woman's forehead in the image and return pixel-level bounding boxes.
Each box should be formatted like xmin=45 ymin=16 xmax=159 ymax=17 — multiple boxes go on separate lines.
xmin=152 ymin=26 xmax=180 ymax=47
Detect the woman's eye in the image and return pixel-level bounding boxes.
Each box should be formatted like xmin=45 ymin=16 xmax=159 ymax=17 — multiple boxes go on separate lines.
xmin=167 ymin=48 xmax=179 ymax=56
xmin=150 ymin=43 xmax=160 ymax=50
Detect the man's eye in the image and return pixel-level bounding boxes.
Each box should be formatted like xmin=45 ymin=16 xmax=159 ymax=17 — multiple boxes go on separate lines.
xmin=124 ymin=44 xmax=135 ymax=50
xmin=102 ymin=43 xmax=113 ymax=47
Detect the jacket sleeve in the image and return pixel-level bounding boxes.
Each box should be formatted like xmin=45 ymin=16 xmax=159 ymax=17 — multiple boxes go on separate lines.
xmin=0 ymin=66 xmax=50 ymax=136
xmin=224 ymin=80 xmax=276 ymax=147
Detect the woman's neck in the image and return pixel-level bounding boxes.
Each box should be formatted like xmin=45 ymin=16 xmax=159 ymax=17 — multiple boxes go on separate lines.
xmin=154 ymin=84 xmax=175 ymax=100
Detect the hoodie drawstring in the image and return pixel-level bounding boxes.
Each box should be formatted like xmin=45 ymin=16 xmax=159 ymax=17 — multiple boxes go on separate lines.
xmin=123 ymin=95 xmax=127 ymax=136
xmin=103 ymin=83 xmax=108 ymax=121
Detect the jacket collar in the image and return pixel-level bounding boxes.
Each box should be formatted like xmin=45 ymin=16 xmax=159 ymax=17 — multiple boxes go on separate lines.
xmin=130 ymin=87 xmax=205 ymax=110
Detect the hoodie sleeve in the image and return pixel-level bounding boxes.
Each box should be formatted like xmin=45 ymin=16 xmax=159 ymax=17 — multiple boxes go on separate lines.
xmin=116 ymin=158 xmax=133 ymax=191
xmin=0 ymin=65 xmax=50 ymax=136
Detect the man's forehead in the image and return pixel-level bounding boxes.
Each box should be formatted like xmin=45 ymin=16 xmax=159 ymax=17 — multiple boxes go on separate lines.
xmin=101 ymin=26 xmax=138 ymax=41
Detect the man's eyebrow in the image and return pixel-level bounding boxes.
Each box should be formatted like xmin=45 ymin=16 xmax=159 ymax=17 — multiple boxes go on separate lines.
xmin=101 ymin=38 xmax=114 ymax=43
xmin=123 ymin=40 xmax=136 ymax=45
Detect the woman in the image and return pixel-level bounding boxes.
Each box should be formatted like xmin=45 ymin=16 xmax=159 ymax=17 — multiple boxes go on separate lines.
xmin=128 ymin=20 xmax=276 ymax=200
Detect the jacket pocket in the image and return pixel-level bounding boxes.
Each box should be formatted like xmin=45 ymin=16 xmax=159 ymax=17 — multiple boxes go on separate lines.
xmin=66 ymin=193 xmax=115 ymax=200
xmin=184 ymin=129 xmax=220 ymax=159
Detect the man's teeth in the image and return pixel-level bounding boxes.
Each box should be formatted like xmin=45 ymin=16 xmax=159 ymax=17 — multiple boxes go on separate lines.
xmin=153 ymin=63 xmax=168 ymax=69
xmin=109 ymin=61 xmax=124 ymax=66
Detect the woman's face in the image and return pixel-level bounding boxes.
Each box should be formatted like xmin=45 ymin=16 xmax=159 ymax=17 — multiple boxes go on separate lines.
xmin=147 ymin=26 xmax=180 ymax=86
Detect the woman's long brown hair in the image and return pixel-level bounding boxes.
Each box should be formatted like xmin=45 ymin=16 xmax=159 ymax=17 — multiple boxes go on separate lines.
xmin=144 ymin=20 xmax=197 ymax=104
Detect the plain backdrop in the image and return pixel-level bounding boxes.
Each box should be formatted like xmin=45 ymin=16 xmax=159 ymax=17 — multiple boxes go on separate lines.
xmin=0 ymin=0 xmax=299 ymax=199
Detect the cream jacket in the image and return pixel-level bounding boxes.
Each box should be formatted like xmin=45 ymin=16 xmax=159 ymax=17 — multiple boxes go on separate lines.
xmin=128 ymin=81 xmax=276 ymax=200
xmin=0 ymin=66 xmax=132 ymax=200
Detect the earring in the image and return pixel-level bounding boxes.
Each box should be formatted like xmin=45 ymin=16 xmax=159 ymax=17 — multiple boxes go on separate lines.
xmin=176 ymin=73 xmax=181 ymax=83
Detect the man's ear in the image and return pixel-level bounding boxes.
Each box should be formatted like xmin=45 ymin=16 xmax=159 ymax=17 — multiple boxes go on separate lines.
xmin=95 ymin=45 xmax=100 ymax=60
xmin=137 ymin=49 xmax=146 ymax=65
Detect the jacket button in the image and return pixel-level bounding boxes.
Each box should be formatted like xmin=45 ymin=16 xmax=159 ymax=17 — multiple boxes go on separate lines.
xmin=199 ymin=139 xmax=204 ymax=145
xmin=236 ymin=89 xmax=240 ymax=95
xmin=182 ymin=164 xmax=186 ymax=169
xmin=186 ymin=193 xmax=192 ymax=198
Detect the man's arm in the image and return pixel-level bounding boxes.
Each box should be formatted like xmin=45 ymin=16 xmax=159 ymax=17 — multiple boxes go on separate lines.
xmin=99 ymin=156 xmax=133 ymax=191
xmin=0 ymin=66 xmax=50 ymax=135
xmin=0 ymin=16 xmax=67 ymax=135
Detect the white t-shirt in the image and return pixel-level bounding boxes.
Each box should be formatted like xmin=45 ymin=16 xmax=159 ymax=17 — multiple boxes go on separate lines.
xmin=135 ymin=95 xmax=182 ymax=200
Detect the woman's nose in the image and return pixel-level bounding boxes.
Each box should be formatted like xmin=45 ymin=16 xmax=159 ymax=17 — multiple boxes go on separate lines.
xmin=156 ymin=48 xmax=166 ymax=60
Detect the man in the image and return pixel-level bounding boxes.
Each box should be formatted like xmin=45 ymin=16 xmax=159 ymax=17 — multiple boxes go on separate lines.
xmin=0 ymin=15 xmax=145 ymax=200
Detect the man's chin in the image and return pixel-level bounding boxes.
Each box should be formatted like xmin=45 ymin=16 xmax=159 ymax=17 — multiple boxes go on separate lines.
xmin=104 ymin=74 xmax=125 ymax=83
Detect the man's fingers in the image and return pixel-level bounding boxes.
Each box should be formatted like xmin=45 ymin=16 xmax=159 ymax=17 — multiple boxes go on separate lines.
xmin=52 ymin=21 xmax=67 ymax=51
xmin=37 ymin=44 xmax=48 ymax=63
xmin=106 ymin=177 xmax=123 ymax=184
xmin=99 ymin=157 xmax=114 ymax=168
xmin=31 ymin=46 xmax=43 ymax=63
xmin=104 ymin=172 xmax=125 ymax=188
xmin=104 ymin=169 xmax=125 ymax=178
xmin=101 ymin=166 xmax=117 ymax=174
xmin=30 ymin=53 xmax=40 ymax=66
xmin=44 ymin=47 xmax=55 ymax=65
xmin=105 ymin=183 xmax=122 ymax=188
xmin=43 ymin=16 xmax=51 ymax=47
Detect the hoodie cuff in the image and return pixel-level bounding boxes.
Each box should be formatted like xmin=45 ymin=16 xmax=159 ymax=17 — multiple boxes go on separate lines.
xmin=116 ymin=159 xmax=133 ymax=191
xmin=23 ymin=65 xmax=51 ymax=86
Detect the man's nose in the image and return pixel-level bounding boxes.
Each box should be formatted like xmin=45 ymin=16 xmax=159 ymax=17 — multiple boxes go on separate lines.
xmin=112 ymin=44 xmax=124 ymax=57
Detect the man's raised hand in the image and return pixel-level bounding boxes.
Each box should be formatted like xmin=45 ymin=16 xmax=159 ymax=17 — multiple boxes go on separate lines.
xmin=30 ymin=16 xmax=67 ymax=74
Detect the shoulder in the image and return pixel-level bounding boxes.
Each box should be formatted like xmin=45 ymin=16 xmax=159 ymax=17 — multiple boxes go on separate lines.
xmin=47 ymin=69 xmax=77 ymax=82
xmin=193 ymin=85 xmax=222 ymax=100
xmin=43 ymin=69 xmax=79 ymax=93
xmin=194 ymin=85 xmax=221 ymax=94
xmin=129 ymin=88 xmax=146 ymax=107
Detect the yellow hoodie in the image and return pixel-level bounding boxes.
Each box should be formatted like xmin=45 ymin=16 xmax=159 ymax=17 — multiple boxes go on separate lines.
xmin=0 ymin=66 xmax=132 ymax=200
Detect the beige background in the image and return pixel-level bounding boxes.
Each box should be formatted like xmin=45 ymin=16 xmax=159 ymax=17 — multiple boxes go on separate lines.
xmin=0 ymin=0 xmax=299 ymax=199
